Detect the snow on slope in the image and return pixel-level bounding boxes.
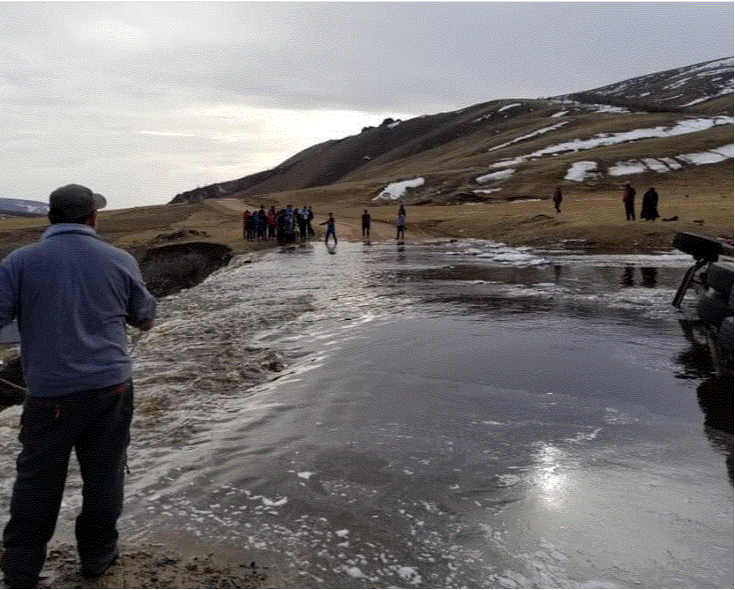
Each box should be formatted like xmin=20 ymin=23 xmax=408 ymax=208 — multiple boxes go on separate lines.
xmin=478 ymin=115 xmax=733 ymax=184
xmin=575 ymin=57 xmax=733 ymax=109
xmin=373 ymin=178 xmax=425 ymax=201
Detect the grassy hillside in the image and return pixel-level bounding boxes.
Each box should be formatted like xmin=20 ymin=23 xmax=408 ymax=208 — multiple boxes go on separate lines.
xmin=0 ymin=58 xmax=730 ymax=258
xmin=168 ymin=58 xmax=732 ymax=213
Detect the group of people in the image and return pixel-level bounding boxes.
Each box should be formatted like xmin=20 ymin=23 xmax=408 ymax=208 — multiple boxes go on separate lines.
xmin=243 ymin=205 xmax=315 ymax=245
xmin=552 ymin=183 xmax=661 ymax=221
xmin=623 ymin=182 xmax=660 ymax=221
xmin=243 ymin=205 xmax=409 ymax=246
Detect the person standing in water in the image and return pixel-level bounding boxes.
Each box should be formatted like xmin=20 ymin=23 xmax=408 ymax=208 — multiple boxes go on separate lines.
xmin=361 ymin=209 xmax=371 ymax=238
xmin=321 ymin=212 xmax=337 ymax=245
xmin=396 ymin=206 xmax=406 ymax=241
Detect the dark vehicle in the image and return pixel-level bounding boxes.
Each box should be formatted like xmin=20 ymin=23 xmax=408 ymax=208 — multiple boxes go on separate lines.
xmin=673 ymin=232 xmax=734 ymax=376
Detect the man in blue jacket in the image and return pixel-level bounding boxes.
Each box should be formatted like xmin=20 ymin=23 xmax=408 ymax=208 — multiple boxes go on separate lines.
xmin=0 ymin=184 xmax=156 ymax=587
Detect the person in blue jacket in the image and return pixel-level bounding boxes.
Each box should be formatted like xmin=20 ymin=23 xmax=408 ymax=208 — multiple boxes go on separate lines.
xmin=321 ymin=212 xmax=337 ymax=245
xmin=0 ymin=184 xmax=157 ymax=588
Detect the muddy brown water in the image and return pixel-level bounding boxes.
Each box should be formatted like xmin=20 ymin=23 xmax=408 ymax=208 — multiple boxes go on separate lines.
xmin=0 ymin=238 xmax=731 ymax=588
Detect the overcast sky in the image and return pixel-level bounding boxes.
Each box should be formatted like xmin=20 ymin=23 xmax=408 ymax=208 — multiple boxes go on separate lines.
xmin=1 ymin=2 xmax=732 ymax=209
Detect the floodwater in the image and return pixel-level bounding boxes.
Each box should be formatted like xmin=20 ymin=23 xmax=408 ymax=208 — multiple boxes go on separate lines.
xmin=0 ymin=238 xmax=732 ymax=588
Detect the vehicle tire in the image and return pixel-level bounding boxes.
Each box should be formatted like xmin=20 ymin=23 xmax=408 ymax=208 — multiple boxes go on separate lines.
xmin=706 ymin=261 xmax=734 ymax=296
xmin=673 ymin=232 xmax=727 ymax=261
xmin=717 ymin=315 xmax=734 ymax=354
xmin=697 ymin=289 xmax=731 ymax=329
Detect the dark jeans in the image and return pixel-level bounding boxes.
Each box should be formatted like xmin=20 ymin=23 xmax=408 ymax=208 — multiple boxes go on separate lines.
xmin=625 ymin=201 xmax=635 ymax=220
xmin=1 ymin=380 xmax=133 ymax=585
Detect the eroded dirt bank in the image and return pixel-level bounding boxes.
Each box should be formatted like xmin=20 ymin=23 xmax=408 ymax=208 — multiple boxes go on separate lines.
xmin=140 ymin=241 xmax=233 ymax=297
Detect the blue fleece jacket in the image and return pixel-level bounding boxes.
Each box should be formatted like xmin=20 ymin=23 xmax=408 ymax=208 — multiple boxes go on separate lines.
xmin=0 ymin=224 xmax=156 ymax=396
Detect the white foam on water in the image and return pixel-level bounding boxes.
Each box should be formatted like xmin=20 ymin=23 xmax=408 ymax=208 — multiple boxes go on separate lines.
xmin=446 ymin=239 xmax=549 ymax=266
xmin=497 ymin=474 xmax=522 ymax=487
xmin=565 ymin=428 xmax=603 ymax=444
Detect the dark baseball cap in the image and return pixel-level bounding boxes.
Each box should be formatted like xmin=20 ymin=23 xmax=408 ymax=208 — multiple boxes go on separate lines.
xmin=48 ymin=184 xmax=107 ymax=221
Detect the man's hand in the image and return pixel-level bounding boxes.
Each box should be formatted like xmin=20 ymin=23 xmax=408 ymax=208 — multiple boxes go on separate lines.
xmin=129 ymin=318 xmax=154 ymax=331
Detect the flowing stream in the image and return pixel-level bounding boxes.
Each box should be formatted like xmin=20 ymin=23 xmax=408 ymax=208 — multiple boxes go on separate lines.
xmin=0 ymin=238 xmax=731 ymax=588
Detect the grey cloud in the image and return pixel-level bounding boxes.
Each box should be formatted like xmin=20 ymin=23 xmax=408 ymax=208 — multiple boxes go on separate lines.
xmin=78 ymin=2 xmax=731 ymax=114
xmin=6 ymin=3 xmax=731 ymax=114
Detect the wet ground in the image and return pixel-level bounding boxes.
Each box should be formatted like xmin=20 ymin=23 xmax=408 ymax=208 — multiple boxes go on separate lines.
xmin=0 ymin=238 xmax=731 ymax=588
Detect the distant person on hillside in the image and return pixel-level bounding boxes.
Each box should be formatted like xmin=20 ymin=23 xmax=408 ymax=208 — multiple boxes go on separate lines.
xmin=321 ymin=212 xmax=337 ymax=245
xmin=641 ymin=187 xmax=659 ymax=221
xmin=623 ymin=182 xmax=636 ymax=221
xmin=553 ymin=187 xmax=563 ymax=213
xmin=396 ymin=208 xmax=406 ymax=241
xmin=361 ymin=209 xmax=371 ymax=238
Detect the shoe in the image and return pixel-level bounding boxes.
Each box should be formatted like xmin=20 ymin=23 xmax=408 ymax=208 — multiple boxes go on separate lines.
xmin=80 ymin=548 xmax=118 ymax=578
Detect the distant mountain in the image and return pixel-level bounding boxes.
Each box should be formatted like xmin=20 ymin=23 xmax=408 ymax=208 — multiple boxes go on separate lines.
xmin=561 ymin=57 xmax=733 ymax=112
xmin=171 ymin=57 xmax=733 ymax=206
xmin=0 ymin=198 xmax=48 ymax=217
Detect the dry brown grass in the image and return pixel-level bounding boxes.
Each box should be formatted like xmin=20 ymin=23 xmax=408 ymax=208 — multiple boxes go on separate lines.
xmin=0 ymin=102 xmax=730 ymax=259
xmin=0 ymin=177 xmax=730 ymax=257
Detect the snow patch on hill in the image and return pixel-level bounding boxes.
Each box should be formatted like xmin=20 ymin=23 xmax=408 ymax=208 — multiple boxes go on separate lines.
xmin=671 ymin=144 xmax=734 ymax=165
xmin=477 ymin=169 xmax=515 ymax=183
xmin=606 ymin=144 xmax=733 ymax=176
xmin=564 ymin=144 xmax=733 ymax=181
xmin=488 ymin=122 xmax=569 ymax=152
xmin=497 ymin=103 xmax=522 ymax=113
xmin=564 ymin=161 xmax=601 ymax=182
xmin=480 ymin=116 xmax=733 ymax=185
xmin=373 ymin=178 xmax=425 ymax=201
xmin=532 ymin=117 xmax=732 ymax=158
xmin=548 ymin=99 xmax=631 ymax=114
xmin=607 ymin=161 xmax=649 ymax=176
